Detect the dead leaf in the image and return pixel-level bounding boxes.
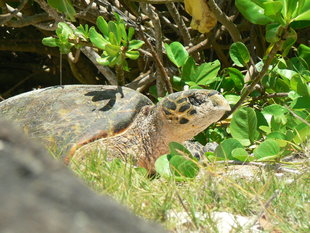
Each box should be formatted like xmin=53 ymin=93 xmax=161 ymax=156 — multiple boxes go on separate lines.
xmin=184 ymin=0 xmax=217 ymax=33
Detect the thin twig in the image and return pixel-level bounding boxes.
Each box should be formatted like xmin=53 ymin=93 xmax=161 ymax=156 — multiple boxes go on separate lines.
xmin=250 ymin=92 xmax=289 ymax=103
xmin=175 ymin=191 xmax=199 ymax=230
xmin=59 ymin=52 xmax=63 ymax=85
xmin=249 ymin=190 xmax=280 ymax=229
xmin=1 ymin=72 xmax=45 ymax=98
xmin=130 ymin=0 xmax=183 ymax=3
xmin=285 ymin=105 xmax=310 ymax=127
xmin=207 ymin=0 xmax=242 ymax=42
xmin=4 ymin=13 xmax=52 ymax=27
xmin=166 ymin=3 xmax=191 ymax=45
xmin=138 ymin=26 xmax=173 ymax=93
xmin=34 ymin=0 xmax=62 ymax=21
xmin=222 ymin=39 xmax=285 ymax=119
xmin=140 ymin=3 xmax=167 ymax=95
xmin=0 ymin=0 xmax=28 ymax=24
xmin=214 ymin=160 xmax=268 ymax=167
xmin=68 ymin=49 xmax=81 ymax=64
xmin=77 ymin=0 xmax=95 ymax=16
xmin=81 ymin=47 xmax=118 ymax=85
xmin=187 ymin=38 xmax=209 ymax=54
xmin=66 ymin=22 xmax=118 ymax=85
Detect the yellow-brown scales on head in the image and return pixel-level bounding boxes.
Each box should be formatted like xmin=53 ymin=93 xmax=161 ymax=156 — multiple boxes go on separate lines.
xmin=0 ymin=86 xmax=230 ymax=173
xmin=156 ymin=89 xmax=231 ymax=143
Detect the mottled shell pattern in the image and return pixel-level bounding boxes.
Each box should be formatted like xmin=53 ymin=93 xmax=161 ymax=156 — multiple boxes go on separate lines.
xmin=0 ymin=85 xmax=153 ymax=156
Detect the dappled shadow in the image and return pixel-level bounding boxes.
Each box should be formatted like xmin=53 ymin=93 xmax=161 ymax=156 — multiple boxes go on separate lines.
xmin=84 ymin=86 xmax=124 ymax=112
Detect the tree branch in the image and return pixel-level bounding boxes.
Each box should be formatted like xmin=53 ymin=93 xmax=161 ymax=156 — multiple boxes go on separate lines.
xmin=207 ymin=0 xmax=242 ymax=42
xmin=222 ymin=39 xmax=285 ymax=119
xmin=138 ymin=24 xmax=173 ymax=94
xmin=166 ymin=3 xmax=191 ymax=45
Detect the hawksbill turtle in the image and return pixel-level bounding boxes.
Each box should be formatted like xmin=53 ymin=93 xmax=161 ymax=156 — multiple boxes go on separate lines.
xmin=0 ymin=85 xmax=230 ymax=172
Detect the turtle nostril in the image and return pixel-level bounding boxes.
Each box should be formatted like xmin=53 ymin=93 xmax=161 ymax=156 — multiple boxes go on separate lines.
xmin=188 ymin=95 xmax=204 ymax=106
xmin=207 ymin=90 xmax=219 ymax=97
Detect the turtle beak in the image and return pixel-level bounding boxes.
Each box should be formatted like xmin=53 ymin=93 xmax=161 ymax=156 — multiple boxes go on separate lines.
xmin=208 ymin=91 xmax=231 ymax=112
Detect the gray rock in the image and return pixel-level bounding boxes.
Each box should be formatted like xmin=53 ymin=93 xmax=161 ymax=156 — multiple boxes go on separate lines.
xmin=0 ymin=119 xmax=167 ymax=233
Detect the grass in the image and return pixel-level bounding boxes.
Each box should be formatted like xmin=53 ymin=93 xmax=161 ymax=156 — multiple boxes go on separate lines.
xmin=70 ymin=150 xmax=310 ymax=233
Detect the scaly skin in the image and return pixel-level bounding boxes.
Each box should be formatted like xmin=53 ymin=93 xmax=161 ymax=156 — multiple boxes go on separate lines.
xmin=70 ymin=89 xmax=230 ymax=173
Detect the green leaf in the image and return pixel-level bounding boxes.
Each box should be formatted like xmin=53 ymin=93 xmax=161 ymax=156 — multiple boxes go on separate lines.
xmin=113 ymin=12 xmax=122 ymax=22
xmin=270 ymin=114 xmax=287 ymax=131
xmin=262 ymin=104 xmax=289 ymax=116
xmin=290 ymin=75 xmax=310 ymax=97
xmin=155 ymin=154 xmax=173 ymax=177
xmin=229 ymin=42 xmax=250 ymax=67
xmin=290 ymin=0 xmax=310 ymax=28
xmin=104 ymin=44 xmax=121 ymax=56
xmin=42 ymin=37 xmax=58 ymax=47
xmin=47 ymin=0 xmax=76 ymax=21
xmin=194 ymin=60 xmax=221 ymax=85
xmin=231 ymin=148 xmax=253 ymax=162
xmin=263 ymin=1 xmax=283 ymax=17
xmin=108 ymin=22 xmax=121 ymax=45
xmin=181 ymin=57 xmax=196 ymax=82
xmin=266 ymin=23 xmax=282 ymax=43
xmin=297 ymin=44 xmax=310 ymax=66
xmin=230 ymin=107 xmax=259 ymax=146
xmin=169 ymin=155 xmax=199 ymax=178
xmin=164 ymin=42 xmax=189 ymax=68
xmin=255 ymin=110 xmax=269 ymax=129
xmin=128 ymin=40 xmax=144 ymax=50
xmin=275 ymin=68 xmax=297 ymax=80
xmin=235 ymin=0 xmax=273 ymax=25
xmin=259 ymin=125 xmax=271 ymax=134
xmin=282 ymin=28 xmax=297 ymax=56
xmin=125 ymin=50 xmax=140 ymax=60
xmin=109 ymin=31 xmax=118 ymax=45
xmin=284 ymin=0 xmax=298 ymax=20
xmin=294 ymin=9 xmax=310 ymax=21
xmin=89 ymin=27 xmax=108 ymax=50
xmin=127 ymin=27 xmax=135 ymax=41
xmin=288 ymin=57 xmax=309 ymax=72
xmin=75 ymin=24 xmax=89 ymax=40
xmin=168 ymin=142 xmax=194 ymax=158
xmin=119 ymin=23 xmax=127 ymax=42
xmin=96 ymin=16 xmax=109 ymax=37
xmin=254 ymin=139 xmax=281 ymax=159
xmin=224 ymin=95 xmax=241 ymax=105
xmin=56 ymin=22 xmax=74 ymax=40
xmin=266 ymin=132 xmax=287 ymax=147
xmin=227 ymin=67 xmax=244 ymax=90
xmin=97 ymin=55 xmax=111 ymax=66
xmin=171 ymin=76 xmax=185 ymax=91
xmin=293 ymin=123 xmax=310 ymax=144
xmin=214 ymin=138 xmax=244 ymax=160
xmin=291 ymin=96 xmax=310 ymax=109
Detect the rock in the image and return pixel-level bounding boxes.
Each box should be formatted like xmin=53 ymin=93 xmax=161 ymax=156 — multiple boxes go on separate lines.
xmin=0 ymin=119 xmax=167 ymax=233
xmin=167 ymin=211 xmax=262 ymax=233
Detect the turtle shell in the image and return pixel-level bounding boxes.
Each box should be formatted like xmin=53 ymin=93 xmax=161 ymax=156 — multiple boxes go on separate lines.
xmin=0 ymin=85 xmax=153 ymax=157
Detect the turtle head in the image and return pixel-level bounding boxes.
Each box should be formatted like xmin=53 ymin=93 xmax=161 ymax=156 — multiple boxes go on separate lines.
xmin=156 ymin=89 xmax=231 ymax=141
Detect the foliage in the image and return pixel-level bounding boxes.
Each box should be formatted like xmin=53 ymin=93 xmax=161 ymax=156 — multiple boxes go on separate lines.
xmin=42 ymin=13 xmax=144 ymax=83
xmin=157 ymin=0 xmax=310 ymax=178
xmin=90 ymin=14 xmax=144 ymax=70
xmin=165 ymin=42 xmax=221 ymax=90
xmin=161 ymin=38 xmax=309 ymax=178
xmin=7 ymin=0 xmax=310 ymax=179
xmin=4 ymin=0 xmax=308 ymax=231
xmin=75 ymin=149 xmax=310 ymax=232
xmin=155 ymin=142 xmax=199 ymax=180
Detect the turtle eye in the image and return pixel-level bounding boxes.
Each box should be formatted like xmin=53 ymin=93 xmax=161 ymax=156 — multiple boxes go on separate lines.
xmin=188 ymin=94 xmax=205 ymax=106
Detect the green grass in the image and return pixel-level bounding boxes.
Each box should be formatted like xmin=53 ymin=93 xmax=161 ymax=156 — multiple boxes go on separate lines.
xmin=71 ymin=151 xmax=310 ymax=232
